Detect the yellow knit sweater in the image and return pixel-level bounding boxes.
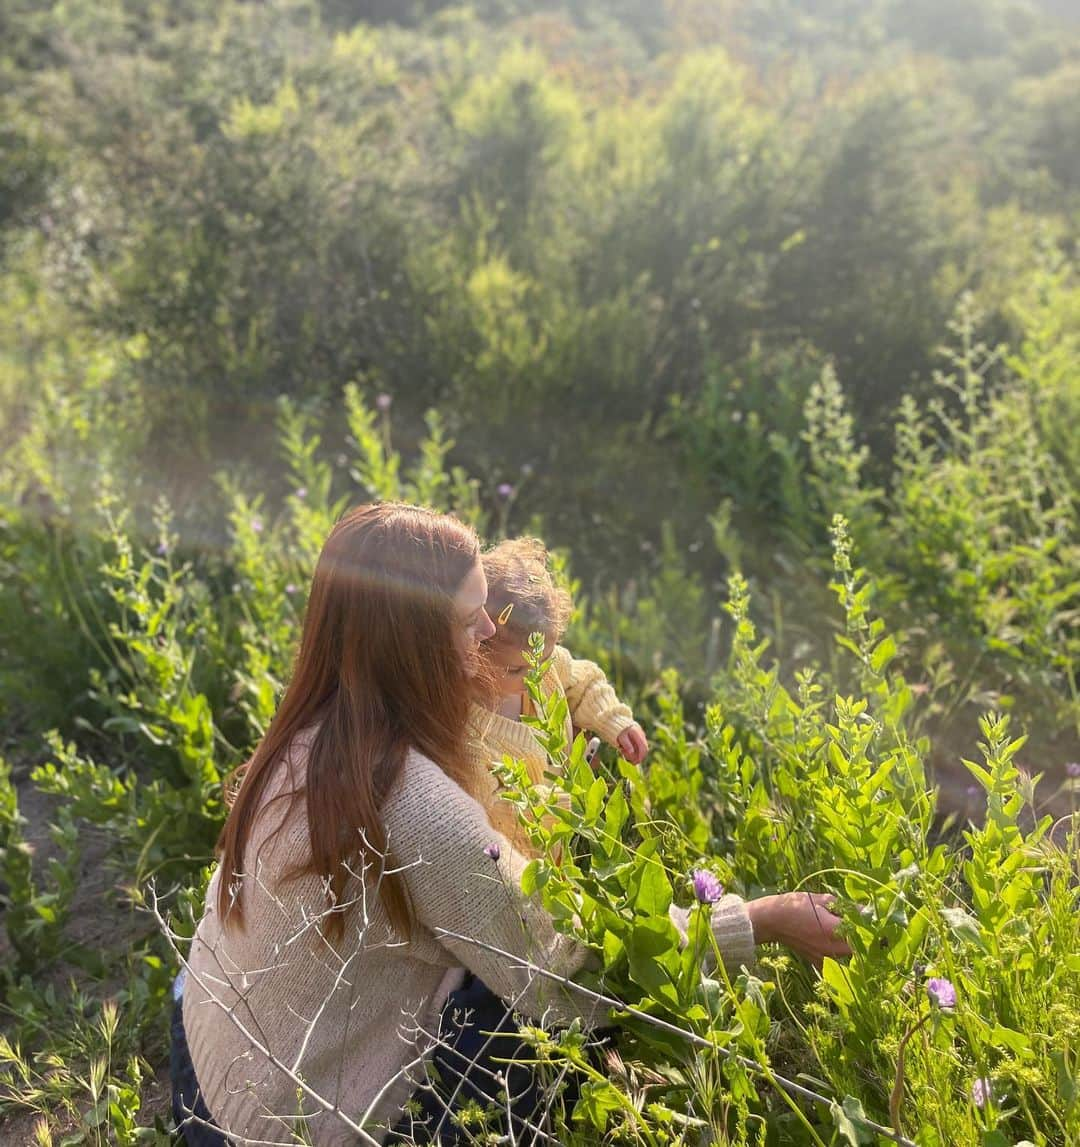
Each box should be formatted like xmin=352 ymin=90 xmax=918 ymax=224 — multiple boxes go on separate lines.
xmin=464 ymin=645 xmax=636 ymax=859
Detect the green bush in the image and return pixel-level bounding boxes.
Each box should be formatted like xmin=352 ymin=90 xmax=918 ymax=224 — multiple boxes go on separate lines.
xmin=883 ymin=296 xmax=1080 ymax=695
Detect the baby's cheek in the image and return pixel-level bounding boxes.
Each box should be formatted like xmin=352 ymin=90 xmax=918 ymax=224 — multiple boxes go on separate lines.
xmin=500 ymin=675 xmax=528 ymax=697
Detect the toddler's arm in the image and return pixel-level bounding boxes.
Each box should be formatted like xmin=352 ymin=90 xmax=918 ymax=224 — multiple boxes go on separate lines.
xmin=551 ymin=646 xmax=648 ymax=762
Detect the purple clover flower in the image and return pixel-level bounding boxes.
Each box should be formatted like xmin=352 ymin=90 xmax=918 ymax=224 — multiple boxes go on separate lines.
xmin=926 ymin=977 xmax=957 ymax=1010
xmin=295 ymin=486 xmax=307 ymax=500
xmin=1066 ymin=762 xmax=1080 ymax=779
xmin=285 ymin=583 xmax=297 ymax=596
xmin=251 ymin=517 xmax=264 ymax=534
xmin=497 ymin=483 xmax=515 ymax=499
xmin=376 ymin=393 xmax=392 ymax=412
xmin=484 ymin=843 xmax=501 ymax=861
xmin=691 ymin=869 xmax=723 ymax=904
xmin=157 ymin=540 xmax=169 ymax=556
xmin=971 ymin=1077 xmax=992 ymax=1108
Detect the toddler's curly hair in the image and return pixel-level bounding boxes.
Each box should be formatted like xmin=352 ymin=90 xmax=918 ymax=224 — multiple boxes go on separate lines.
xmin=482 ymin=537 xmax=572 ymax=648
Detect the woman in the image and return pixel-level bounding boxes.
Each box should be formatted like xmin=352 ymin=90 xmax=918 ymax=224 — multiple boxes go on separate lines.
xmin=171 ymin=503 xmax=847 ymax=1146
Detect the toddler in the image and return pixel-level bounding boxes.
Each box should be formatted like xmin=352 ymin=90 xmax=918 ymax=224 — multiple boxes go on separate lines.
xmin=465 ymin=536 xmax=648 ymax=858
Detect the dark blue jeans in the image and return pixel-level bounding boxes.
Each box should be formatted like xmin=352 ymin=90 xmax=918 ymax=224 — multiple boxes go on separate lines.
xmin=171 ymin=975 xmax=589 ymax=1145
xmin=387 ymin=972 xmax=587 ymax=1145
xmin=170 ymin=994 xmax=231 ymax=1146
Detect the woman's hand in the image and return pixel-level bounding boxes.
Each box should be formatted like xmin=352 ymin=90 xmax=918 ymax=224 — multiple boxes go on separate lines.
xmin=746 ymin=891 xmax=850 ymax=967
xmin=616 ymin=724 xmax=649 ymax=765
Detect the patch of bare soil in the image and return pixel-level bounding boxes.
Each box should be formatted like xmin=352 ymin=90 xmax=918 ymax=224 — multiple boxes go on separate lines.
xmin=0 ymin=749 xmax=174 ymax=1143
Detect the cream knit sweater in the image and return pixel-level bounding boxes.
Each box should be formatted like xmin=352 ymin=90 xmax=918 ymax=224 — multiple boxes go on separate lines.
xmin=182 ymin=729 xmax=756 ymax=1146
xmin=464 ymin=645 xmax=636 ymax=858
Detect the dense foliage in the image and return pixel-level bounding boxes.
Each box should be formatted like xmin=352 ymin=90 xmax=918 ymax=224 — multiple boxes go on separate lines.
xmin=1 ymin=1 xmax=1078 ymax=1144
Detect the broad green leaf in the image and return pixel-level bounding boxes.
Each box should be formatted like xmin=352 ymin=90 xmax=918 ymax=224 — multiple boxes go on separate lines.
xmin=626 ymin=918 xmax=680 ymax=1002
xmin=830 ymin=1095 xmax=876 ymax=1145
xmin=940 ymin=906 xmax=985 ymax=949
xmin=627 ymin=855 xmax=672 ymax=918
xmin=601 ymin=929 xmax=624 ymax=970
xmin=584 ymin=775 xmax=607 ymax=823
xmin=987 ymin=1025 xmax=1032 ymax=1058
xmin=820 ymin=957 xmax=855 ymax=1008
xmin=573 ymin=1079 xmax=623 ymax=1129
xmin=870 ymin=634 xmax=897 ymax=674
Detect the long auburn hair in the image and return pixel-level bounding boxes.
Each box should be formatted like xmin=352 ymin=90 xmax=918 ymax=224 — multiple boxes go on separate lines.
xmin=216 ymin=502 xmax=482 ymax=940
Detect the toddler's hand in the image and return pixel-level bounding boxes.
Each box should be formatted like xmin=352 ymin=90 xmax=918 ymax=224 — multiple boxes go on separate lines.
xmin=616 ymin=724 xmax=649 ymax=764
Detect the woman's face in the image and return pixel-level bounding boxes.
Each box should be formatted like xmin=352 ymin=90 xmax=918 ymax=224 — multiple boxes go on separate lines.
xmin=453 ymin=562 xmax=496 ymax=675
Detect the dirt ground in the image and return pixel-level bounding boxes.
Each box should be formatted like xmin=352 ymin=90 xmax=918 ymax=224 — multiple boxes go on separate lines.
xmin=0 ymin=751 xmax=174 ymax=1144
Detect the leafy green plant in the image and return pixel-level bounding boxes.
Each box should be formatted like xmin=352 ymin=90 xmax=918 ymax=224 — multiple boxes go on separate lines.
xmin=885 ymin=295 xmax=1080 ymax=686
xmin=0 ymin=757 xmax=80 ymax=984
xmin=0 ymin=998 xmax=173 ymax=1146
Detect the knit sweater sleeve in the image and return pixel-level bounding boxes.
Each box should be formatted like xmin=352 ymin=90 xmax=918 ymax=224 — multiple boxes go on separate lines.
xmin=383 ymin=751 xmax=597 ymax=1027
xmin=550 ymin=645 xmax=635 ymax=744
xmin=382 ymin=752 xmax=757 ymax=1027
